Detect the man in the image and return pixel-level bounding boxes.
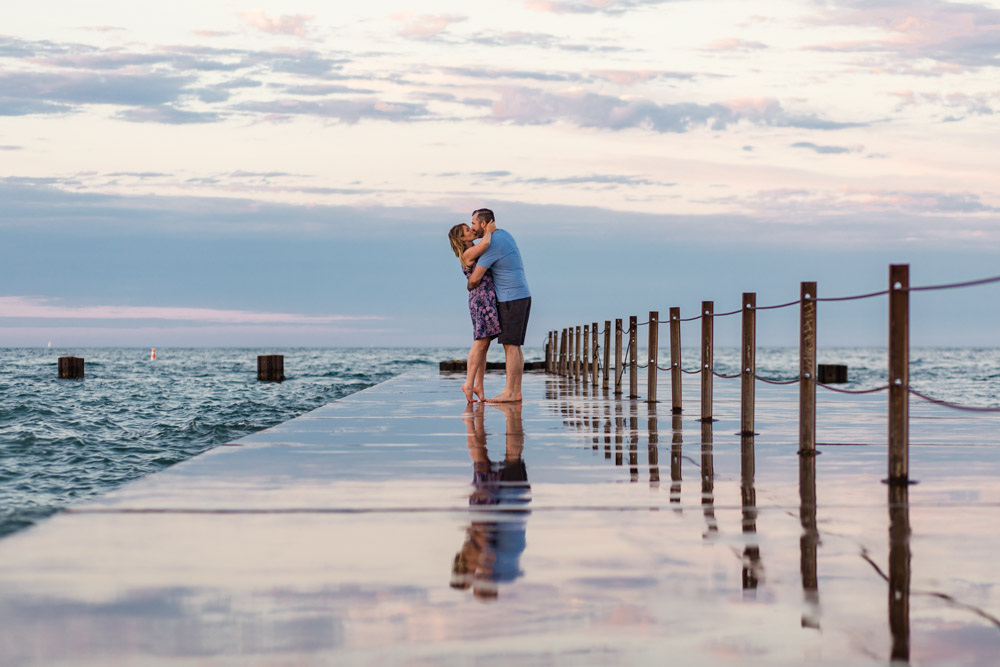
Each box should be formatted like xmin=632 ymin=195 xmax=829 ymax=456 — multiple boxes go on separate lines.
xmin=466 ymin=208 xmax=530 ymax=403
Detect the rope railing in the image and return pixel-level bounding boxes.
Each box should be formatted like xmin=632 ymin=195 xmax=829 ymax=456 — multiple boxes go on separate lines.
xmin=543 ymin=264 xmax=1000 ymax=484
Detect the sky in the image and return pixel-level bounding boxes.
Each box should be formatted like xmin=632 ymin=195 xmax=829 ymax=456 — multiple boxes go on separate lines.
xmin=1 ymin=0 xmax=999 ymax=348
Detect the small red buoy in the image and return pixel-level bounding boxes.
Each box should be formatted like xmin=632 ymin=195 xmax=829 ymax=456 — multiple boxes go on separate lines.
xmin=151 ymin=348 xmax=157 ymax=361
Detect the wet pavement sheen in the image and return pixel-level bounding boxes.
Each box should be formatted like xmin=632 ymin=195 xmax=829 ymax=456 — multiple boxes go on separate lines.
xmin=2 ymin=369 xmax=1000 ymax=665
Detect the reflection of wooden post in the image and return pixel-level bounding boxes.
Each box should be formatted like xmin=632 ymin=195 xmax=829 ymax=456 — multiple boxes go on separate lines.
xmin=799 ymin=451 xmax=820 ymax=628
xmin=629 ymin=316 xmax=638 ymax=400
xmin=545 ymin=332 xmax=551 ymax=373
xmin=799 ymin=282 xmax=817 ymax=455
xmin=670 ymin=307 xmax=682 ymax=414
xmin=614 ymin=402 xmax=623 ymax=466
xmin=629 ymin=406 xmax=639 ymax=482
xmin=741 ymin=293 xmax=756 ymax=436
xmin=582 ymin=325 xmax=590 ymax=384
xmin=670 ymin=414 xmax=683 ymax=506
xmin=603 ymin=321 xmax=611 ymax=391
xmin=741 ymin=433 xmax=760 ymax=591
xmin=647 ymin=311 xmax=658 ymax=403
xmin=58 ymin=356 xmax=84 ymax=379
xmin=614 ymin=319 xmax=623 ymax=396
xmin=701 ymin=301 xmax=714 ymax=423
xmin=889 ymin=483 xmax=911 ymax=662
xmin=591 ymin=323 xmax=600 ymax=388
xmin=648 ymin=403 xmax=660 ymax=485
xmin=257 ymin=355 xmax=285 ymax=382
xmin=569 ymin=326 xmax=577 ymax=380
xmin=888 ymin=264 xmax=909 ymax=484
xmin=701 ymin=421 xmax=717 ymax=535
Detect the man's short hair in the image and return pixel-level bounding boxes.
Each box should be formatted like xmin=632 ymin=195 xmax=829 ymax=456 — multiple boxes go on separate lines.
xmin=472 ymin=208 xmax=494 ymax=224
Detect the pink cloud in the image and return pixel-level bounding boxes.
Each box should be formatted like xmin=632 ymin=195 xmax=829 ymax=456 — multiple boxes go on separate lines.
xmin=390 ymin=12 xmax=466 ymax=39
xmin=0 ymin=297 xmax=383 ymax=325
xmin=237 ymin=11 xmax=315 ymax=37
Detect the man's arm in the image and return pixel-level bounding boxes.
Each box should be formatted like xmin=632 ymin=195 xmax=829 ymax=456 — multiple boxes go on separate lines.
xmin=467 ymin=264 xmax=487 ymax=291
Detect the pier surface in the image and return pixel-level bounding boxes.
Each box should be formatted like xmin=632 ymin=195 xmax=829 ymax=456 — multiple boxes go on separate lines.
xmin=2 ymin=368 xmax=1000 ymax=665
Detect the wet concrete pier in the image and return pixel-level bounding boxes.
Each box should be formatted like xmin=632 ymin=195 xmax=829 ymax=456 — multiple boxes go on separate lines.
xmin=2 ymin=369 xmax=999 ymax=665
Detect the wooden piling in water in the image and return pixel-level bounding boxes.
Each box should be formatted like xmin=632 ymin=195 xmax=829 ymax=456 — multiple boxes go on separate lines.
xmin=603 ymin=321 xmax=611 ymax=391
xmin=741 ymin=293 xmax=756 ymax=436
xmin=701 ymin=301 xmax=714 ymax=423
xmin=58 ymin=356 xmax=84 ymax=379
xmin=647 ymin=311 xmax=658 ymax=403
xmin=799 ymin=282 xmax=817 ymax=455
xmin=629 ymin=316 xmax=638 ymax=400
xmin=669 ymin=307 xmax=681 ymax=414
xmin=888 ymin=264 xmax=909 ymax=484
xmin=582 ymin=325 xmax=590 ymax=384
xmin=575 ymin=325 xmax=582 ymax=381
xmin=591 ymin=322 xmax=600 ymax=388
xmin=258 ymin=355 xmax=285 ymax=382
xmin=614 ymin=319 xmax=623 ymax=396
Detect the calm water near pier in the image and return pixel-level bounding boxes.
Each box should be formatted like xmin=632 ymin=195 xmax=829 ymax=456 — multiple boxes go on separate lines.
xmin=1 ymin=346 xmax=998 ymax=539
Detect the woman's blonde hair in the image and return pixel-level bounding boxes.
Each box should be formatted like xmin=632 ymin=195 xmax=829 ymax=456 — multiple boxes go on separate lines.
xmin=448 ymin=224 xmax=470 ymax=267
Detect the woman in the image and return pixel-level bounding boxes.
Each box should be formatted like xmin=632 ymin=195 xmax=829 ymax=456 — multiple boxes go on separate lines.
xmin=448 ymin=219 xmax=500 ymax=402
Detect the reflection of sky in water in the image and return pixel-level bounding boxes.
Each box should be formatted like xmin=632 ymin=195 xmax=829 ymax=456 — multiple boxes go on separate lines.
xmin=2 ymin=370 xmax=1000 ymax=664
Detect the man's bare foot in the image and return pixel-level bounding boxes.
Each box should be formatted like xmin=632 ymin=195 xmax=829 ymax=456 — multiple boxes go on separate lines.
xmin=486 ymin=392 xmax=522 ymax=403
xmin=461 ymin=383 xmax=475 ymax=403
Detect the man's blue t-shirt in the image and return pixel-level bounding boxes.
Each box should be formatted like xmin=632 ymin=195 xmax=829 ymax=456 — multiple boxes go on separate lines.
xmin=478 ymin=229 xmax=530 ymax=302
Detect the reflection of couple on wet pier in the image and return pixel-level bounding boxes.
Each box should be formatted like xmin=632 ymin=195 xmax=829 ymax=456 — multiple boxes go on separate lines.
xmin=450 ymin=401 xmax=530 ymax=600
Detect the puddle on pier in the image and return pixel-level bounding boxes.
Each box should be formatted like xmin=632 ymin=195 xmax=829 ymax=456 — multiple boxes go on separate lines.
xmin=1 ymin=369 xmax=999 ymax=665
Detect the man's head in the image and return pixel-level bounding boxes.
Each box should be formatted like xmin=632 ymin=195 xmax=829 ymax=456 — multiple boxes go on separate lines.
xmin=470 ymin=208 xmax=495 ymax=238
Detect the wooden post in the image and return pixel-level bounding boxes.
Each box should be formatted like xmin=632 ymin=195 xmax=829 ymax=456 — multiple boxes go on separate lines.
xmin=614 ymin=318 xmax=623 ymax=396
xmin=559 ymin=328 xmax=568 ymax=376
xmin=549 ymin=331 xmax=556 ymax=373
xmin=647 ymin=311 xmax=658 ymax=403
xmin=566 ymin=327 xmax=580 ymax=379
xmin=741 ymin=293 xmax=756 ymax=436
xmin=575 ymin=325 xmax=582 ymax=382
xmin=582 ymin=325 xmax=590 ymax=383
xmin=799 ymin=282 xmax=817 ymax=455
xmin=888 ymin=264 xmax=909 ymax=484
xmin=669 ymin=307 xmax=682 ymax=414
xmin=629 ymin=315 xmax=638 ymax=400
xmin=258 ymin=354 xmax=285 ymax=382
xmin=591 ymin=322 xmax=600 ymax=388
xmin=701 ymin=301 xmax=714 ymax=423
xmin=58 ymin=356 xmax=84 ymax=379
xmin=603 ymin=321 xmax=611 ymax=391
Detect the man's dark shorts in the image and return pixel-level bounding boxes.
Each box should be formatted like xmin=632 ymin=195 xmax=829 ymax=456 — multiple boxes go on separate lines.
xmin=497 ymin=297 xmax=531 ymax=346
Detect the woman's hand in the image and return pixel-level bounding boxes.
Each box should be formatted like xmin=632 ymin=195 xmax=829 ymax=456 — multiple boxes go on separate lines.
xmin=485 ymin=221 xmax=497 ymax=234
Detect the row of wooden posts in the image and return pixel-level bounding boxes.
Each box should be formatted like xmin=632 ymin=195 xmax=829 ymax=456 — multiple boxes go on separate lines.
xmin=543 ymin=264 xmax=912 ymax=485
xmin=57 ymin=354 xmax=287 ymax=382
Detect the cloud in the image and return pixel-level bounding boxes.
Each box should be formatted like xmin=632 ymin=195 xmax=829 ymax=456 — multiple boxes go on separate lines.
xmin=233 ymin=98 xmax=428 ymax=124
xmin=281 ymin=83 xmax=377 ymax=95
xmin=391 ymin=13 xmax=467 ymax=40
xmin=0 ymin=71 xmax=194 ymax=108
xmin=0 ymin=145 xmax=23 ymax=150
xmin=0 ymin=296 xmax=383 ymax=324
xmin=467 ymin=30 xmax=626 ymax=53
xmin=0 ymin=99 xmax=73 ymax=116
xmin=890 ymin=89 xmax=997 ymax=118
xmin=237 ymin=11 xmax=315 ymax=37
xmin=589 ymin=69 xmax=697 ymax=85
xmin=488 ymin=88 xmax=868 ymax=132
xmin=704 ymin=38 xmax=768 ymax=51
xmin=790 ymin=141 xmax=862 ymax=154
xmin=524 ymin=0 xmax=673 ymax=15
xmin=805 ymin=1 xmax=1000 ymax=71
xmin=116 ymin=105 xmax=223 ymax=124
xmin=444 ymin=66 xmax=585 ymax=83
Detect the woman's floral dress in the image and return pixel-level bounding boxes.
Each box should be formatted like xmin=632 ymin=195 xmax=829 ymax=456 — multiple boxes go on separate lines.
xmin=463 ymin=260 xmax=501 ymax=340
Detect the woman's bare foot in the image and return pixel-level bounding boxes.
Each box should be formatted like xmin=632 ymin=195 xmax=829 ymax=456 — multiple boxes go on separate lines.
xmin=473 ymin=384 xmax=486 ymax=402
xmin=486 ymin=391 xmax=522 ymax=403
xmin=461 ymin=383 xmax=475 ymax=402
